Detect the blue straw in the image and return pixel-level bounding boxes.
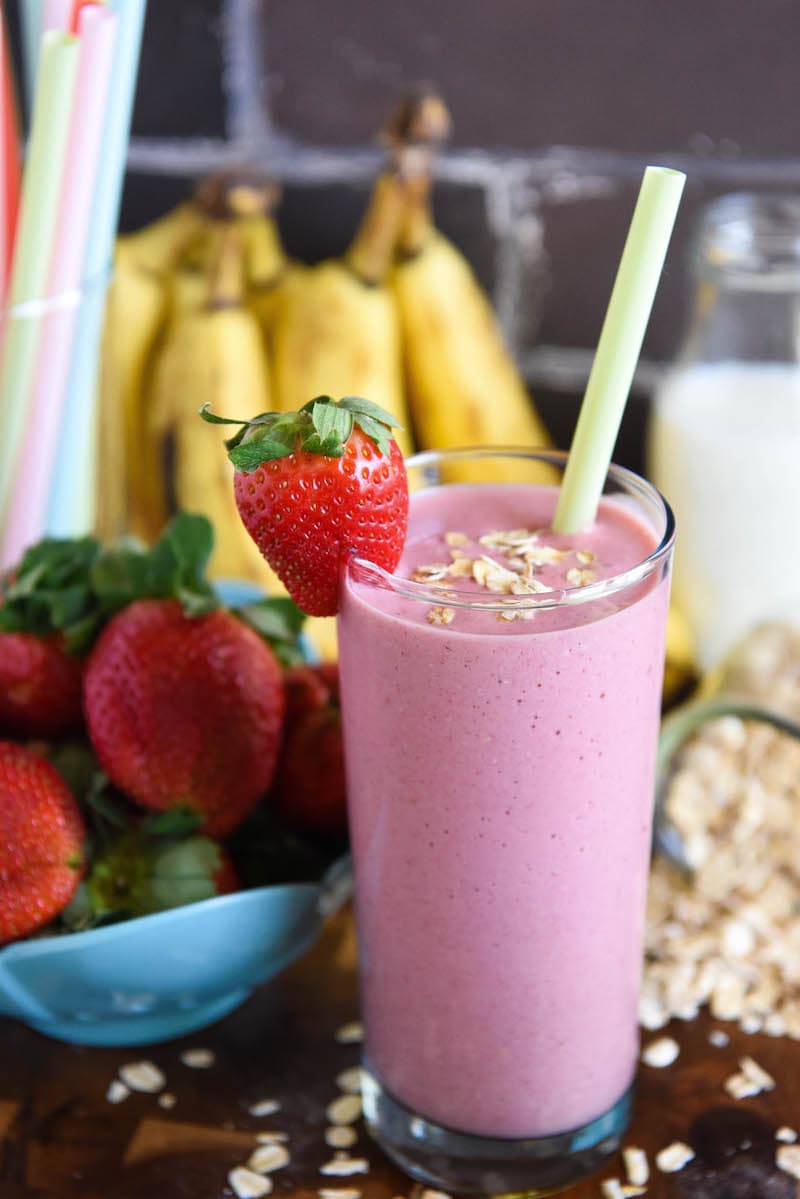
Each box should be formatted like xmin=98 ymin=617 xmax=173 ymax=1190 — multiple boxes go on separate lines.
xmin=45 ymin=0 xmax=148 ymax=536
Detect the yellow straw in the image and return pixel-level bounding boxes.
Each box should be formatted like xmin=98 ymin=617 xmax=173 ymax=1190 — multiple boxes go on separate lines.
xmin=553 ymin=165 xmax=686 ymax=534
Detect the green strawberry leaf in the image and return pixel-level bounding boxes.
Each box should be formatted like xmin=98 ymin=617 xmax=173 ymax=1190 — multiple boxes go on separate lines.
xmin=350 ymin=412 xmax=393 ymax=457
xmin=338 ymin=395 xmax=403 ymax=428
xmin=229 ymin=437 xmax=295 ymax=469
xmin=141 ymin=807 xmax=203 ymax=839
xmin=310 ymin=399 xmax=353 ymax=448
xmin=238 ymin=596 xmax=307 ymax=664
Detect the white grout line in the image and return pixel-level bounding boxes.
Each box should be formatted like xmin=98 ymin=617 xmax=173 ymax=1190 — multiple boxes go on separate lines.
xmin=221 ymin=0 xmax=274 ymax=149
xmin=519 ymin=345 xmax=666 ymax=391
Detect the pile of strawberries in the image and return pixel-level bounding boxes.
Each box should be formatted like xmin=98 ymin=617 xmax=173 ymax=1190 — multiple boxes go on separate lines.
xmin=0 ymin=515 xmax=347 ymax=947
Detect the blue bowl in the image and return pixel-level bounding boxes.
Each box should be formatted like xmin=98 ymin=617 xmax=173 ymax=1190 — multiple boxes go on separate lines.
xmin=0 ymin=857 xmax=351 ymax=1046
xmin=0 ymin=578 xmax=343 ymax=1046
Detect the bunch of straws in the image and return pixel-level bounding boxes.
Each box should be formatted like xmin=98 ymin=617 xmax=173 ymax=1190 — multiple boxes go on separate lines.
xmin=0 ymin=0 xmax=147 ymax=570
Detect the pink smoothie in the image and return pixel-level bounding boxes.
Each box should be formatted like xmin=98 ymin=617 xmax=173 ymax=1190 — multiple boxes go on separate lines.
xmin=337 ymin=482 xmax=670 ymax=1139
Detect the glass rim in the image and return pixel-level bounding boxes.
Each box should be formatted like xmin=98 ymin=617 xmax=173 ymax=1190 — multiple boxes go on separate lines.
xmin=349 ymin=446 xmax=675 ymax=613
xmin=2 ymin=266 xmax=111 ymax=320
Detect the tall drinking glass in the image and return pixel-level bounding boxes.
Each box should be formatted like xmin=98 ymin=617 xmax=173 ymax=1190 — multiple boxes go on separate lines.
xmin=337 ymin=448 xmax=674 ymax=1195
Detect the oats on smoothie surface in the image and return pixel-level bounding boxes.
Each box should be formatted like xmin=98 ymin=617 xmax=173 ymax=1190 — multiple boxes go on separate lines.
xmin=566 ymin=567 xmax=597 ymax=587
xmin=576 ymin=549 xmax=596 ymax=565
xmin=427 ymin=606 xmax=455 ymax=626
xmin=412 ymin=563 xmax=450 ymax=582
xmin=444 ymin=532 xmax=468 ymax=547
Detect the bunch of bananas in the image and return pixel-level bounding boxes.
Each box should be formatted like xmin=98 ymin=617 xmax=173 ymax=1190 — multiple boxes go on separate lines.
xmin=96 ymin=89 xmax=697 ymax=686
xmin=96 ymin=92 xmax=556 ymax=656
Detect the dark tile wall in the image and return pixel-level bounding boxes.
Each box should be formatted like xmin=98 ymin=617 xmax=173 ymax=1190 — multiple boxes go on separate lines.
xmin=105 ymin=0 xmax=800 ymax=467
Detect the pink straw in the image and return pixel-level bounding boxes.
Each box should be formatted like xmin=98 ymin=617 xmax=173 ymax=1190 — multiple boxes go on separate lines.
xmin=42 ymin=0 xmax=74 ymax=32
xmin=1 ymin=5 xmax=116 ymax=566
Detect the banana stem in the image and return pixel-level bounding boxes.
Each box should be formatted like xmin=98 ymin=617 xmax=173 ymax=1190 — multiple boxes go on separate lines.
xmin=397 ymin=168 xmax=436 ymax=259
xmin=207 ymin=224 xmax=246 ymax=310
xmin=244 ymin=214 xmax=289 ymax=289
xmin=344 ymin=169 xmax=408 ymax=286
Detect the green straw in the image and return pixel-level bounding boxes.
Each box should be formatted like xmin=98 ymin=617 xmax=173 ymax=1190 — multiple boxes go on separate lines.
xmin=0 ymin=30 xmax=79 ymax=526
xmin=552 ymin=166 xmax=686 ymax=534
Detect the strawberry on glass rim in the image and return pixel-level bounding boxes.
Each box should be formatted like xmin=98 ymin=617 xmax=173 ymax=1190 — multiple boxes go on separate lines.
xmin=201 ymin=396 xmax=409 ymax=617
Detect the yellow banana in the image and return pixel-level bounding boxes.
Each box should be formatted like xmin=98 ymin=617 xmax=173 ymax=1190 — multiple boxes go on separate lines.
xmin=270 ymin=169 xmax=414 ymax=458
xmin=97 ymin=201 xmax=207 ymax=541
xmin=146 ymin=223 xmax=274 ymax=583
xmin=389 ymin=102 xmax=554 ymax=483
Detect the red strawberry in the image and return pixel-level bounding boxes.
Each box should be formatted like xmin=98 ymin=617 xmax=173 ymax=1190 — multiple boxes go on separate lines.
xmin=202 ymin=396 xmax=409 ymax=617
xmin=282 ymin=661 xmax=339 ymax=727
xmin=0 ymin=741 xmax=86 ymax=944
xmin=0 ymin=632 xmax=84 ymax=738
xmin=274 ymin=663 xmax=347 ymax=835
xmin=83 ymin=599 xmax=284 ymax=837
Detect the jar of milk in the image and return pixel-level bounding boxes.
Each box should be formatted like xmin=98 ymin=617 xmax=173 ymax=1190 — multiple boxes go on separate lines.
xmin=648 ymin=193 xmax=800 ymax=670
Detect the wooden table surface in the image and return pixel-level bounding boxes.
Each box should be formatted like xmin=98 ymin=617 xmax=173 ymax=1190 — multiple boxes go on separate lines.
xmin=1 ymin=905 xmax=798 ymax=1199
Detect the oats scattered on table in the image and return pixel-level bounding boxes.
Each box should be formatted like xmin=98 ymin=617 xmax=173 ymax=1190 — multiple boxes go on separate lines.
xmin=326 ymin=1125 xmax=358 ymax=1149
xmin=247 ymin=1142 xmax=290 ymax=1174
xmin=106 ymin=1079 xmax=130 ymax=1104
xmin=229 ymin=1166 xmax=273 ymax=1198
xmin=157 ymin=1092 xmax=176 ymax=1110
xmin=335 ymin=1021 xmax=363 ymax=1045
xmin=600 ymin=1181 xmax=625 ymax=1199
xmin=326 ymin=1094 xmax=362 ymax=1125
xmin=180 ymin=1047 xmax=215 ymax=1069
xmin=119 ymin=1061 xmax=165 ymax=1093
xmin=777 ymin=1144 xmax=800 ymax=1180
xmin=708 ymin=1029 xmax=730 ymax=1047
xmin=776 ymin=1126 xmax=799 ymax=1143
xmin=335 ymin=1067 xmax=363 ymax=1094
xmin=256 ymin=1131 xmax=289 ymax=1143
xmin=724 ymin=1055 xmax=776 ymax=1099
xmin=740 ymin=1014 xmax=762 ymax=1035
xmin=641 ymin=1036 xmax=680 ymax=1068
xmin=623 ymin=1146 xmax=649 ymax=1187
xmin=318 ymin=1189 xmax=362 ymax=1199
xmin=417 ymin=1190 xmax=452 ymax=1199
xmin=320 ymin=1157 xmax=370 ymax=1176
xmin=248 ymin=1098 xmax=281 ymax=1118
xmin=655 ymin=1141 xmax=695 ymax=1173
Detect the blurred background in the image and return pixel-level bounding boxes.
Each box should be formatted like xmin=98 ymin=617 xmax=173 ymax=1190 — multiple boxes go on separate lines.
xmin=100 ymin=0 xmax=800 ymax=472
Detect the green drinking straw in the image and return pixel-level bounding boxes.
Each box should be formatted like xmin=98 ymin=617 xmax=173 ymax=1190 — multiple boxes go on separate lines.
xmin=552 ymin=165 xmax=686 ymax=534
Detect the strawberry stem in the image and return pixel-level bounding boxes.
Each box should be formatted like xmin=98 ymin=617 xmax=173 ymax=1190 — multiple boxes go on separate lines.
xmin=201 ymin=395 xmax=402 ymax=471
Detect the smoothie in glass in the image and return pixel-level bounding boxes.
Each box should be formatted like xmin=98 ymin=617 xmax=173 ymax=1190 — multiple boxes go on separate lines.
xmin=337 ymin=449 xmax=673 ymax=1194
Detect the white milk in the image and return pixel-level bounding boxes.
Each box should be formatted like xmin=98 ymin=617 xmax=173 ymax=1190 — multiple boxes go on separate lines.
xmin=648 ymin=362 xmax=800 ymax=669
